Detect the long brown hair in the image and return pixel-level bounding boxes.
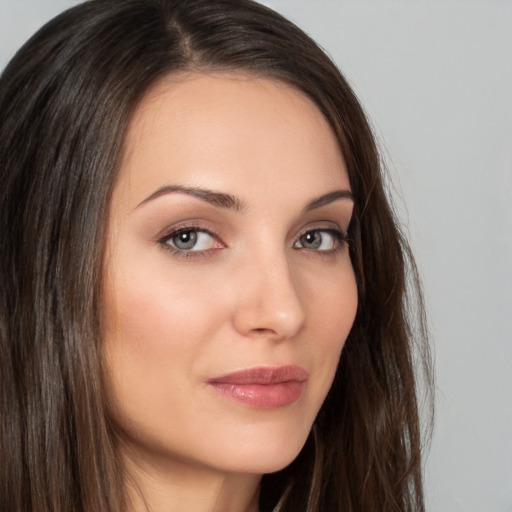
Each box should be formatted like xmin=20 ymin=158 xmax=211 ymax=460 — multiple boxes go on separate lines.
xmin=0 ymin=1 xmax=433 ymax=511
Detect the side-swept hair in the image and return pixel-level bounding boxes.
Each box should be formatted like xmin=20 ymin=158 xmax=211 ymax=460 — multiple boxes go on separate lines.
xmin=0 ymin=1 xmax=432 ymax=511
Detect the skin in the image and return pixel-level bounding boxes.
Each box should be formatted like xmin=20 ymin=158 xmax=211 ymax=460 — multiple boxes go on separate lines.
xmin=102 ymin=72 xmax=358 ymax=512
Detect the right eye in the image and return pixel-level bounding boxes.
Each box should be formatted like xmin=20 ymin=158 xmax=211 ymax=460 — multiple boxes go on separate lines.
xmin=160 ymin=228 xmax=221 ymax=253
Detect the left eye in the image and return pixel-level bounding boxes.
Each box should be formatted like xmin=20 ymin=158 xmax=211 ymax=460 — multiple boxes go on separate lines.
xmin=294 ymin=229 xmax=342 ymax=251
xmin=164 ymin=229 xmax=217 ymax=251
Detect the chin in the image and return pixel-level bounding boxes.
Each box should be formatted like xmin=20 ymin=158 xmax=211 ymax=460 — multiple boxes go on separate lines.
xmin=210 ymin=425 xmax=312 ymax=475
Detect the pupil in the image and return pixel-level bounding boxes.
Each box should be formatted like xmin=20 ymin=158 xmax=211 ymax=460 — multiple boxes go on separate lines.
xmin=173 ymin=231 xmax=197 ymax=250
xmin=304 ymin=231 xmax=321 ymax=249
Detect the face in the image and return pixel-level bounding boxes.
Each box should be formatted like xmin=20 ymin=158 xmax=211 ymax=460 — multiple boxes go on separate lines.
xmin=103 ymin=73 xmax=357 ymax=477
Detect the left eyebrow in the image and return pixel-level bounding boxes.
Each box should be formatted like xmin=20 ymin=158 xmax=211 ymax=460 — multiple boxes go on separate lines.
xmin=303 ymin=189 xmax=354 ymax=212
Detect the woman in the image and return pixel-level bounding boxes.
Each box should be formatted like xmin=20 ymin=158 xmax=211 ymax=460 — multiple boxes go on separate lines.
xmin=0 ymin=0 xmax=432 ymax=511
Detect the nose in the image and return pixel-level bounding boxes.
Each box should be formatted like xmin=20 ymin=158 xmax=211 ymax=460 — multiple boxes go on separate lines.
xmin=231 ymin=250 xmax=306 ymax=341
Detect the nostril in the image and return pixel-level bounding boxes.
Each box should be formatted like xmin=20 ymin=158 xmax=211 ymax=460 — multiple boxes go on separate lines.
xmin=251 ymin=327 xmax=276 ymax=336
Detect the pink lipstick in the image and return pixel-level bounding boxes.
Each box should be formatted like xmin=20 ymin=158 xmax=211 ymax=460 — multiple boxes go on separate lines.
xmin=207 ymin=365 xmax=308 ymax=409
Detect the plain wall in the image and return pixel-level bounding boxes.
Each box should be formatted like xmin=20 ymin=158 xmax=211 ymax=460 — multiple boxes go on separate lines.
xmin=1 ymin=1 xmax=511 ymax=511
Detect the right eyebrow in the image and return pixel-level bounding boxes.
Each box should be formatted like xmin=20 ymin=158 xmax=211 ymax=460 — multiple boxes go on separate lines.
xmin=136 ymin=184 xmax=247 ymax=212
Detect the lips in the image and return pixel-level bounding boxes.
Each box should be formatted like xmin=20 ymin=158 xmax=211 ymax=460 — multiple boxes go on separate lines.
xmin=207 ymin=365 xmax=308 ymax=409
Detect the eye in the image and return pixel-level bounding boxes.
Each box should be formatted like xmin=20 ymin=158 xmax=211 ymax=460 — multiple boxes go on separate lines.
xmin=161 ymin=228 xmax=219 ymax=252
xmin=294 ymin=229 xmax=347 ymax=251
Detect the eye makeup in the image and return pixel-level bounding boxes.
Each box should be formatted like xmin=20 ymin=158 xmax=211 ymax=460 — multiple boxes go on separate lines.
xmin=158 ymin=222 xmax=225 ymax=260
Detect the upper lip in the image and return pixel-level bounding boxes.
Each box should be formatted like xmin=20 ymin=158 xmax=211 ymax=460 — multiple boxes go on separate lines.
xmin=207 ymin=365 xmax=308 ymax=385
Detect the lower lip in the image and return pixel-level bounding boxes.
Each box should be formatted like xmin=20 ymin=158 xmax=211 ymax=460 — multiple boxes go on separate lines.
xmin=208 ymin=381 xmax=306 ymax=409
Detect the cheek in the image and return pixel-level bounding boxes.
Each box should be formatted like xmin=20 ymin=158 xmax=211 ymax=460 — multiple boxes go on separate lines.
xmin=101 ymin=261 xmax=227 ymax=456
xmin=100 ymin=256 xmax=216 ymax=419
xmin=309 ymin=258 xmax=357 ymax=334
xmin=305 ymin=264 xmax=358 ymax=390
xmin=102 ymin=249 xmax=222 ymax=360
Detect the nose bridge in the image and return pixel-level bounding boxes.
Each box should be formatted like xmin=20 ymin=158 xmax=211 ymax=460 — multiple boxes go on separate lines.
xmin=232 ymin=242 xmax=306 ymax=339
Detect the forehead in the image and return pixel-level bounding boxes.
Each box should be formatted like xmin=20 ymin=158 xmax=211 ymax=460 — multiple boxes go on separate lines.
xmin=116 ymin=72 xmax=349 ymax=210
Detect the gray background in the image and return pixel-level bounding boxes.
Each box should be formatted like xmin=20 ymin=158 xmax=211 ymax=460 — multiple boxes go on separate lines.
xmin=1 ymin=1 xmax=511 ymax=511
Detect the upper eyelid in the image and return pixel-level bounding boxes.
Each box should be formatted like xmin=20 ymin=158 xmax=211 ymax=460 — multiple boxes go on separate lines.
xmin=157 ymin=222 xmax=222 ymax=243
xmin=296 ymin=222 xmax=348 ymax=237
xmin=295 ymin=227 xmax=349 ymax=243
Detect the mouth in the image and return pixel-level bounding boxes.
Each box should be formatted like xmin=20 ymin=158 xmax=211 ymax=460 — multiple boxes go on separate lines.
xmin=206 ymin=365 xmax=308 ymax=409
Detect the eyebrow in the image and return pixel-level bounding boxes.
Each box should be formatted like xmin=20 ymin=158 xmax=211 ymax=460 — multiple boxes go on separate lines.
xmin=137 ymin=185 xmax=353 ymax=211
xmin=137 ymin=184 xmax=246 ymax=211
xmin=304 ymin=189 xmax=354 ymax=211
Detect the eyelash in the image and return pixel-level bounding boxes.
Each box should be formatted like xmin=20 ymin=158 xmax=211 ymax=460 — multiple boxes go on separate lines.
xmin=158 ymin=224 xmax=224 ymax=260
xmin=295 ymin=226 xmax=350 ymax=255
xmin=158 ymin=224 xmax=350 ymax=259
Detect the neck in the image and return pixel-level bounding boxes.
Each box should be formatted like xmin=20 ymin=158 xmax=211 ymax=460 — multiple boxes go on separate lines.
xmin=121 ymin=449 xmax=261 ymax=512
